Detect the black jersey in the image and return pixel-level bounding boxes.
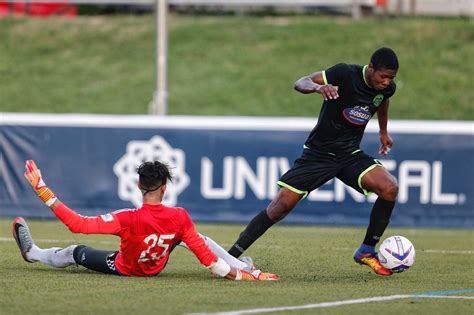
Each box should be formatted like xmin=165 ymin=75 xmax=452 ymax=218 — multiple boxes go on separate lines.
xmin=305 ymin=63 xmax=396 ymax=153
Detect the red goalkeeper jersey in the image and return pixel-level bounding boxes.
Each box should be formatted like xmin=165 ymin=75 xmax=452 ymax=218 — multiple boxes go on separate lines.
xmin=53 ymin=203 xmax=217 ymax=276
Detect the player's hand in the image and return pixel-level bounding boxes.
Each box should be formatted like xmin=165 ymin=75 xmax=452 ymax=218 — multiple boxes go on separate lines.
xmin=24 ymin=160 xmax=47 ymax=192
xmin=317 ymin=84 xmax=339 ymax=101
xmin=239 ymin=269 xmax=280 ymax=281
xmin=378 ymin=133 xmax=393 ymax=156
xmin=24 ymin=160 xmax=57 ymax=206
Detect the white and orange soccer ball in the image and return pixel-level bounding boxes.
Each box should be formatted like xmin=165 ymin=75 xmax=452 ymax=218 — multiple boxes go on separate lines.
xmin=378 ymin=236 xmax=416 ymax=273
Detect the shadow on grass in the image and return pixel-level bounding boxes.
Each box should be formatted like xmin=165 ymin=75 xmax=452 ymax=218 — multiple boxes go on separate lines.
xmin=6 ymin=263 xmax=220 ymax=281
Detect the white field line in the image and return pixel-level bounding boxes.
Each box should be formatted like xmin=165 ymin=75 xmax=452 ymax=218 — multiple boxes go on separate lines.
xmin=0 ymin=236 xmax=117 ymax=245
xmin=333 ymin=246 xmax=474 ymax=255
xmin=189 ymin=295 xmax=413 ymax=315
xmin=0 ymin=237 xmax=281 ymax=249
xmin=419 ymin=249 xmax=474 ymax=254
xmin=2 ymin=237 xmax=472 ymax=254
xmin=188 ymin=295 xmax=474 ymax=315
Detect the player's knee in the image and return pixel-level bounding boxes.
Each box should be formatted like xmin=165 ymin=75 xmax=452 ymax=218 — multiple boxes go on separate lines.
xmin=379 ymin=181 xmax=398 ymax=201
xmin=267 ymin=190 xmax=301 ymax=221
xmin=267 ymin=203 xmax=292 ymax=221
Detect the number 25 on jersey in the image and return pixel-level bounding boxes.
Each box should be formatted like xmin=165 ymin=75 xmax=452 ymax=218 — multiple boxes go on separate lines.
xmin=138 ymin=233 xmax=175 ymax=262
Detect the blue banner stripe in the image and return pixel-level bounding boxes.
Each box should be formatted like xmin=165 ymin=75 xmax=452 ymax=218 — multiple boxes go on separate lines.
xmin=415 ymin=289 xmax=474 ymax=296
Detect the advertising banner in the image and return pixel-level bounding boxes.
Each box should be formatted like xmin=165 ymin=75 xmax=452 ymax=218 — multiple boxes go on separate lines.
xmin=1 ymin=113 xmax=473 ymax=227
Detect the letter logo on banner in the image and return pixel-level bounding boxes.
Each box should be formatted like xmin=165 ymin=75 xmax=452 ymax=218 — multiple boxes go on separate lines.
xmin=113 ymin=136 xmax=190 ymax=207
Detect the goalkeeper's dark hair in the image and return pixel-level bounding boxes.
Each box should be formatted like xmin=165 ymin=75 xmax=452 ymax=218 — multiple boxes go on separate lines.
xmin=137 ymin=161 xmax=173 ymax=194
xmin=370 ymin=47 xmax=399 ymax=71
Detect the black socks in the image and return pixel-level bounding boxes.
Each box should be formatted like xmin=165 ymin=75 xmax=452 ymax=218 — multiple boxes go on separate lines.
xmin=228 ymin=210 xmax=275 ymax=258
xmin=363 ymin=198 xmax=395 ymax=246
xmin=228 ymin=198 xmax=394 ymax=257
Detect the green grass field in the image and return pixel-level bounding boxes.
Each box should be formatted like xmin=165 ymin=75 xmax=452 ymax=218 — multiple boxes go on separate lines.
xmin=1 ymin=15 xmax=473 ymax=119
xmin=1 ymin=219 xmax=473 ymax=314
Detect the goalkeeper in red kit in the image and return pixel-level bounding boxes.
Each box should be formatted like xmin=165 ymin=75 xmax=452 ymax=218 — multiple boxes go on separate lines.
xmin=13 ymin=160 xmax=279 ymax=281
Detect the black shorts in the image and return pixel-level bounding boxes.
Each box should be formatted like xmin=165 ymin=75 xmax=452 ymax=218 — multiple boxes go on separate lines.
xmin=72 ymin=240 xmax=182 ymax=276
xmin=278 ymin=148 xmax=382 ymax=197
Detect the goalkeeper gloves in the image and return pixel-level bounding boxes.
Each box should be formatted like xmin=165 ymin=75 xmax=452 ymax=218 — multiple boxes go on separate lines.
xmin=24 ymin=160 xmax=57 ymax=207
xmin=209 ymin=258 xmax=280 ymax=281
xmin=237 ymin=269 xmax=280 ymax=281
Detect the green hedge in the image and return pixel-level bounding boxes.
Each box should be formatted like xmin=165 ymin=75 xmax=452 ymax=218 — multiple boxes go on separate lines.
xmin=0 ymin=15 xmax=472 ymax=119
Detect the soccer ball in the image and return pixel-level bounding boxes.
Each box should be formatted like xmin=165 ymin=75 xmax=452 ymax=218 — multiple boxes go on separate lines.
xmin=377 ymin=236 xmax=415 ymax=273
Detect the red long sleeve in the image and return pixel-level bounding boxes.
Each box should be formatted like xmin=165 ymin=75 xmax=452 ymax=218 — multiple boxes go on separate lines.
xmin=179 ymin=211 xmax=217 ymax=268
xmin=53 ymin=203 xmax=121 ymax=235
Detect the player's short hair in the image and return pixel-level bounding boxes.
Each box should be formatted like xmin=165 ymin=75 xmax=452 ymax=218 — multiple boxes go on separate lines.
xmin=137 ymin=161 xmax=173 ymax=193
xmin=370 ymin=47 xmax=399 ymax=71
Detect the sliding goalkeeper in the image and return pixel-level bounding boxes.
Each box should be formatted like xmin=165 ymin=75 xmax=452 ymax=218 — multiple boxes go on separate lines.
xmin=13 ymin=160 xmax=279 ymax=281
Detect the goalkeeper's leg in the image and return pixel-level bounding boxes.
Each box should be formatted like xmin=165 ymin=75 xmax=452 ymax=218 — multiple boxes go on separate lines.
xmin=72 ymin=245 xmax=120 ymax=274
xmin=179 ymin=234 xmax=251 ymax=271
xmin=12 ymin=217 xmax=118 ymax=272
xmin=28 ymin=245 xmax=78 ymax=268
xmin=13 ymin=217 xmax=76 ymax=267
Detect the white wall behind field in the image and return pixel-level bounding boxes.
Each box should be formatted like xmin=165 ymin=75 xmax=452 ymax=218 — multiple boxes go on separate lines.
xmin=388 ymin=0 xmax=474 ymax=17
xmin=2 ymin=112 xmax=473 ymax=134
xmin=5 ymin=0 xmax=473 ymax=17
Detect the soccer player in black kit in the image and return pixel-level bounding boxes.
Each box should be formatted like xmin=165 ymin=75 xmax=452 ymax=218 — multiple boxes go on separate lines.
xmin=228 ymin=47 xmax=399 ymax=276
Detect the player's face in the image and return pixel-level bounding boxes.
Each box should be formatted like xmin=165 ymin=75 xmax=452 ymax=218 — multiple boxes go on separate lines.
xmin=368 ymin=65 xmax=397 ymax=91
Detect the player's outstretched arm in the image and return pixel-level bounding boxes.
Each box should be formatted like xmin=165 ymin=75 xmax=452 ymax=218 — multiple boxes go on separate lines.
xmin=23 ymin=160 xmax=121 ymax=234
xmin=294 ymin=71 xmax=339 ymax=100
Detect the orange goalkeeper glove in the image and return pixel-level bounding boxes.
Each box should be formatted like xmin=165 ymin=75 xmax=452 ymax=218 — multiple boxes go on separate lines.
xmin=24 ymin=160 xmax=57 ymax=207
xmin=237 ymin=269 xmax=280 ymax=281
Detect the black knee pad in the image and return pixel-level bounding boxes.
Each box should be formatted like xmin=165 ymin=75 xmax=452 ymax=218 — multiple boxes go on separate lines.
xmin=72 ymin=245 xmax=88 ymax=265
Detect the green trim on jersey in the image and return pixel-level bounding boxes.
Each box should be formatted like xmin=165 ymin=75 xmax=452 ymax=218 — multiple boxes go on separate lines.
xmin=362 ymin=65 xmax=370 ymax=87
xmin=357 ymin=162 xmax=382 ymax=195
xmin=277 ymin=181 xmax=309 ymax=198
xmin=351 ymin=149 xmax=361 ymax=154
xmin=322 ymin=70 xmax=328 ymax=85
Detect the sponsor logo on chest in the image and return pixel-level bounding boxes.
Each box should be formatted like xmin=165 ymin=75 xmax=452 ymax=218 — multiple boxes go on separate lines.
xmin=342 ymin=106 xmax=372 ymax=125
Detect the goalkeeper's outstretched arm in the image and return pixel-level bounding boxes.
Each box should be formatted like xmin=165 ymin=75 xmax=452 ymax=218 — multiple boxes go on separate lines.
xmin=23 ymin=160 xmax=120 ymax=235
